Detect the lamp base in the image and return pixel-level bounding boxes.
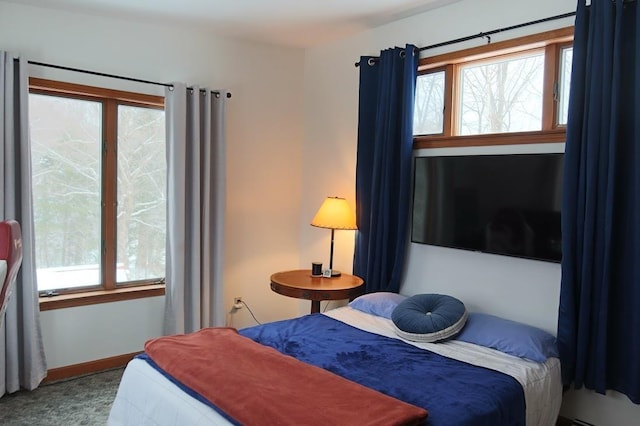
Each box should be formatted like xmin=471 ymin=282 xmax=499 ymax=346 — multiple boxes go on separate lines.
xmin=330 ymin=270 xmax=342 ymax=277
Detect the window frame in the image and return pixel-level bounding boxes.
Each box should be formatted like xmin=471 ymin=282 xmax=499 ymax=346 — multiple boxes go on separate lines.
xmin=29 ymin=78 xmax=166 ymax=310
xmin=414 ymin=26 xmax=574 ymax=149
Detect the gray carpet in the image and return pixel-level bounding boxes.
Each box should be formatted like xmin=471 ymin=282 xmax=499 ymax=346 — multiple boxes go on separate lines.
xmin=0 ymin=368 xmax=124 ymax=426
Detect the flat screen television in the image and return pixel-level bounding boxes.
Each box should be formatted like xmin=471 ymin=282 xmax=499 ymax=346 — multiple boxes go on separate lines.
xmin=411 ymin=153 xmax=563 ymax=263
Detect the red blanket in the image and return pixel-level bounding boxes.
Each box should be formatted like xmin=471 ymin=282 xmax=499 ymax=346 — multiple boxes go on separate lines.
xmin=145 ymin=327 xmax=428 ymax=425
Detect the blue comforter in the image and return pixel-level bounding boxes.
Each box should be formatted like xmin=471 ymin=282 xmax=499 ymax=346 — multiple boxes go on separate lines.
xmin=239 ymin=313 xmax=525 ymax=426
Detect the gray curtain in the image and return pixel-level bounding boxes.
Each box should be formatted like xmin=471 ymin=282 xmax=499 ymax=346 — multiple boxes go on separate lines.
xmin=0 ymin=51 xmax=47 ymax=397
xmin=163 ymin=83 xmax=226 ymax=335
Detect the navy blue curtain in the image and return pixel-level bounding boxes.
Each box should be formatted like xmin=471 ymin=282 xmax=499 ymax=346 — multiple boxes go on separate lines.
xmin=353 ymin=45 xmax=418 ymax=293
xmin=558 ymin=0 xmax=640 ymax=403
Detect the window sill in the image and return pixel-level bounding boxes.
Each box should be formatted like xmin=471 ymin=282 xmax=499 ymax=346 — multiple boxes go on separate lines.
xmin=39 ymin=284 xmax=165 ymax=311
xmin=413 ymin=129 xmax=566 ymax=149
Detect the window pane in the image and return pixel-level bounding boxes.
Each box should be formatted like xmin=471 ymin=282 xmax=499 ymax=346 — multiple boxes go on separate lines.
xmin=459 ymin=52 xmax=545 ymax=135
xmin=117 ymin=105 xmax=166 ymax=283
xmin=558 ymin=47 xmax=573 ymax=126
xmin=29 ymin=94 xmax=102 ymax=291
xmin=413 ymin=71 xmax=445 ymax=135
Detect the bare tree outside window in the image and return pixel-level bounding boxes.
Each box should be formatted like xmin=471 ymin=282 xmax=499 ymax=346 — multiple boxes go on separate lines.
xmin=412 ymin=28 xmax=573 ymax=150
xmin=117 ymin=105 xmax=166 ymax=283
xmin=413 ymin=71 xmax=445 ymax=135
xmin=459 ymin=52 xmax=545 ymax=135
xmin=29 ymin=91 xmax=166 ymax=292
xmin=29 ymin=94 xmax=102 ymax=291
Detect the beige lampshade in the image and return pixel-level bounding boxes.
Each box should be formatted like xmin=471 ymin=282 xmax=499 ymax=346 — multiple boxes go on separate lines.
xmin=311 ymin=197 xmax=357 ymax=230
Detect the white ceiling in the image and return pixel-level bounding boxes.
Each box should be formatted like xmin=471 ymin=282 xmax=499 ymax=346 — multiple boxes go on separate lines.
xmin=9 ymin=0 xmax=460 ymax=48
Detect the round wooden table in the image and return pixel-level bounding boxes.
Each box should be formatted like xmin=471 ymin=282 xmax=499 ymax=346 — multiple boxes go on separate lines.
xmin=270 ymin=269 xmax=365 ymax=314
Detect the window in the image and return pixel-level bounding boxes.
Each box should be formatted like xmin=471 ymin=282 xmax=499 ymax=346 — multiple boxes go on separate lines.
xmin=557 ymin=46 xmax=573 ymax=126
xmin=413 ymin=69 xmax=445 ymax=135
xmin=413 ymin=27 xmax=574 ymax=148
xmin=29 ymin=79 xmax=166 ymax=296
xmin=458 ymin=51 xmax=545 ymax=135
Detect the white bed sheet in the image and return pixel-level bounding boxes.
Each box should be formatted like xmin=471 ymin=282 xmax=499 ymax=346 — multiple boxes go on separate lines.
xmin=108 ymin=307 xmax=562 ymax=426
xmin=108 ymin=357 xmax=230 ymax=426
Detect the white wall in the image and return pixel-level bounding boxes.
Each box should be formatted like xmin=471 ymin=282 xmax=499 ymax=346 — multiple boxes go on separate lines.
xmin=301 ymin=0 xmax=640 ymax=424
xmin=0 ymin=0 xmax=307 ymax=367
xmin=40 ymin=298 xmax=165 ymax=368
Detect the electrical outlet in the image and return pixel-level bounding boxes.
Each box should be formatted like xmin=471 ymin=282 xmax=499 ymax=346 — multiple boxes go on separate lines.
xmin=233 ymin=297 xmax=243 ymax=309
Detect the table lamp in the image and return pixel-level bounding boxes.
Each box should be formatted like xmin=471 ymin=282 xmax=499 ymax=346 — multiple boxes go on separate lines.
xmin=310 ymin=196 xmax=357 ymax=277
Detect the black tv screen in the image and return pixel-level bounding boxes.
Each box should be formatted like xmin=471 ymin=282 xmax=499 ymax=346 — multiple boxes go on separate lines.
xmin=411 ymin=153 xmax=563 ymax=262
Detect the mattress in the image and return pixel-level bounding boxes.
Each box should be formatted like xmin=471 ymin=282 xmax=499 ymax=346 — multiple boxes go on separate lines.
xmin=108 ymin=306 xmax=562 ymax=425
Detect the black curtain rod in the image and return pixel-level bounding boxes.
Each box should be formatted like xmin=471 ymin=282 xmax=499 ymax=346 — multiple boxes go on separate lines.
xmin=354 ymin=11 xmax=577 ymax=67
xmin=27 ymin=60 xmax=232 ymax=98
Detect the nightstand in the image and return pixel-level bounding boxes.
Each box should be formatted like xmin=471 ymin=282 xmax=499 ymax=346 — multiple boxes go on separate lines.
xmin=270 ymin=269 xmax=365 ymax=314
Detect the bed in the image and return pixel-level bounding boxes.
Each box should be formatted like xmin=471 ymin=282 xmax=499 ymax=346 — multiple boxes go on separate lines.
xmin=108 ymin=295 xmax=562 ymax=426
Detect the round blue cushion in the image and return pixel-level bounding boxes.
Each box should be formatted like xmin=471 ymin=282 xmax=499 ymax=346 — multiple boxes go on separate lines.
xmin=391 ymin=294 xmax=467 ymax=343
